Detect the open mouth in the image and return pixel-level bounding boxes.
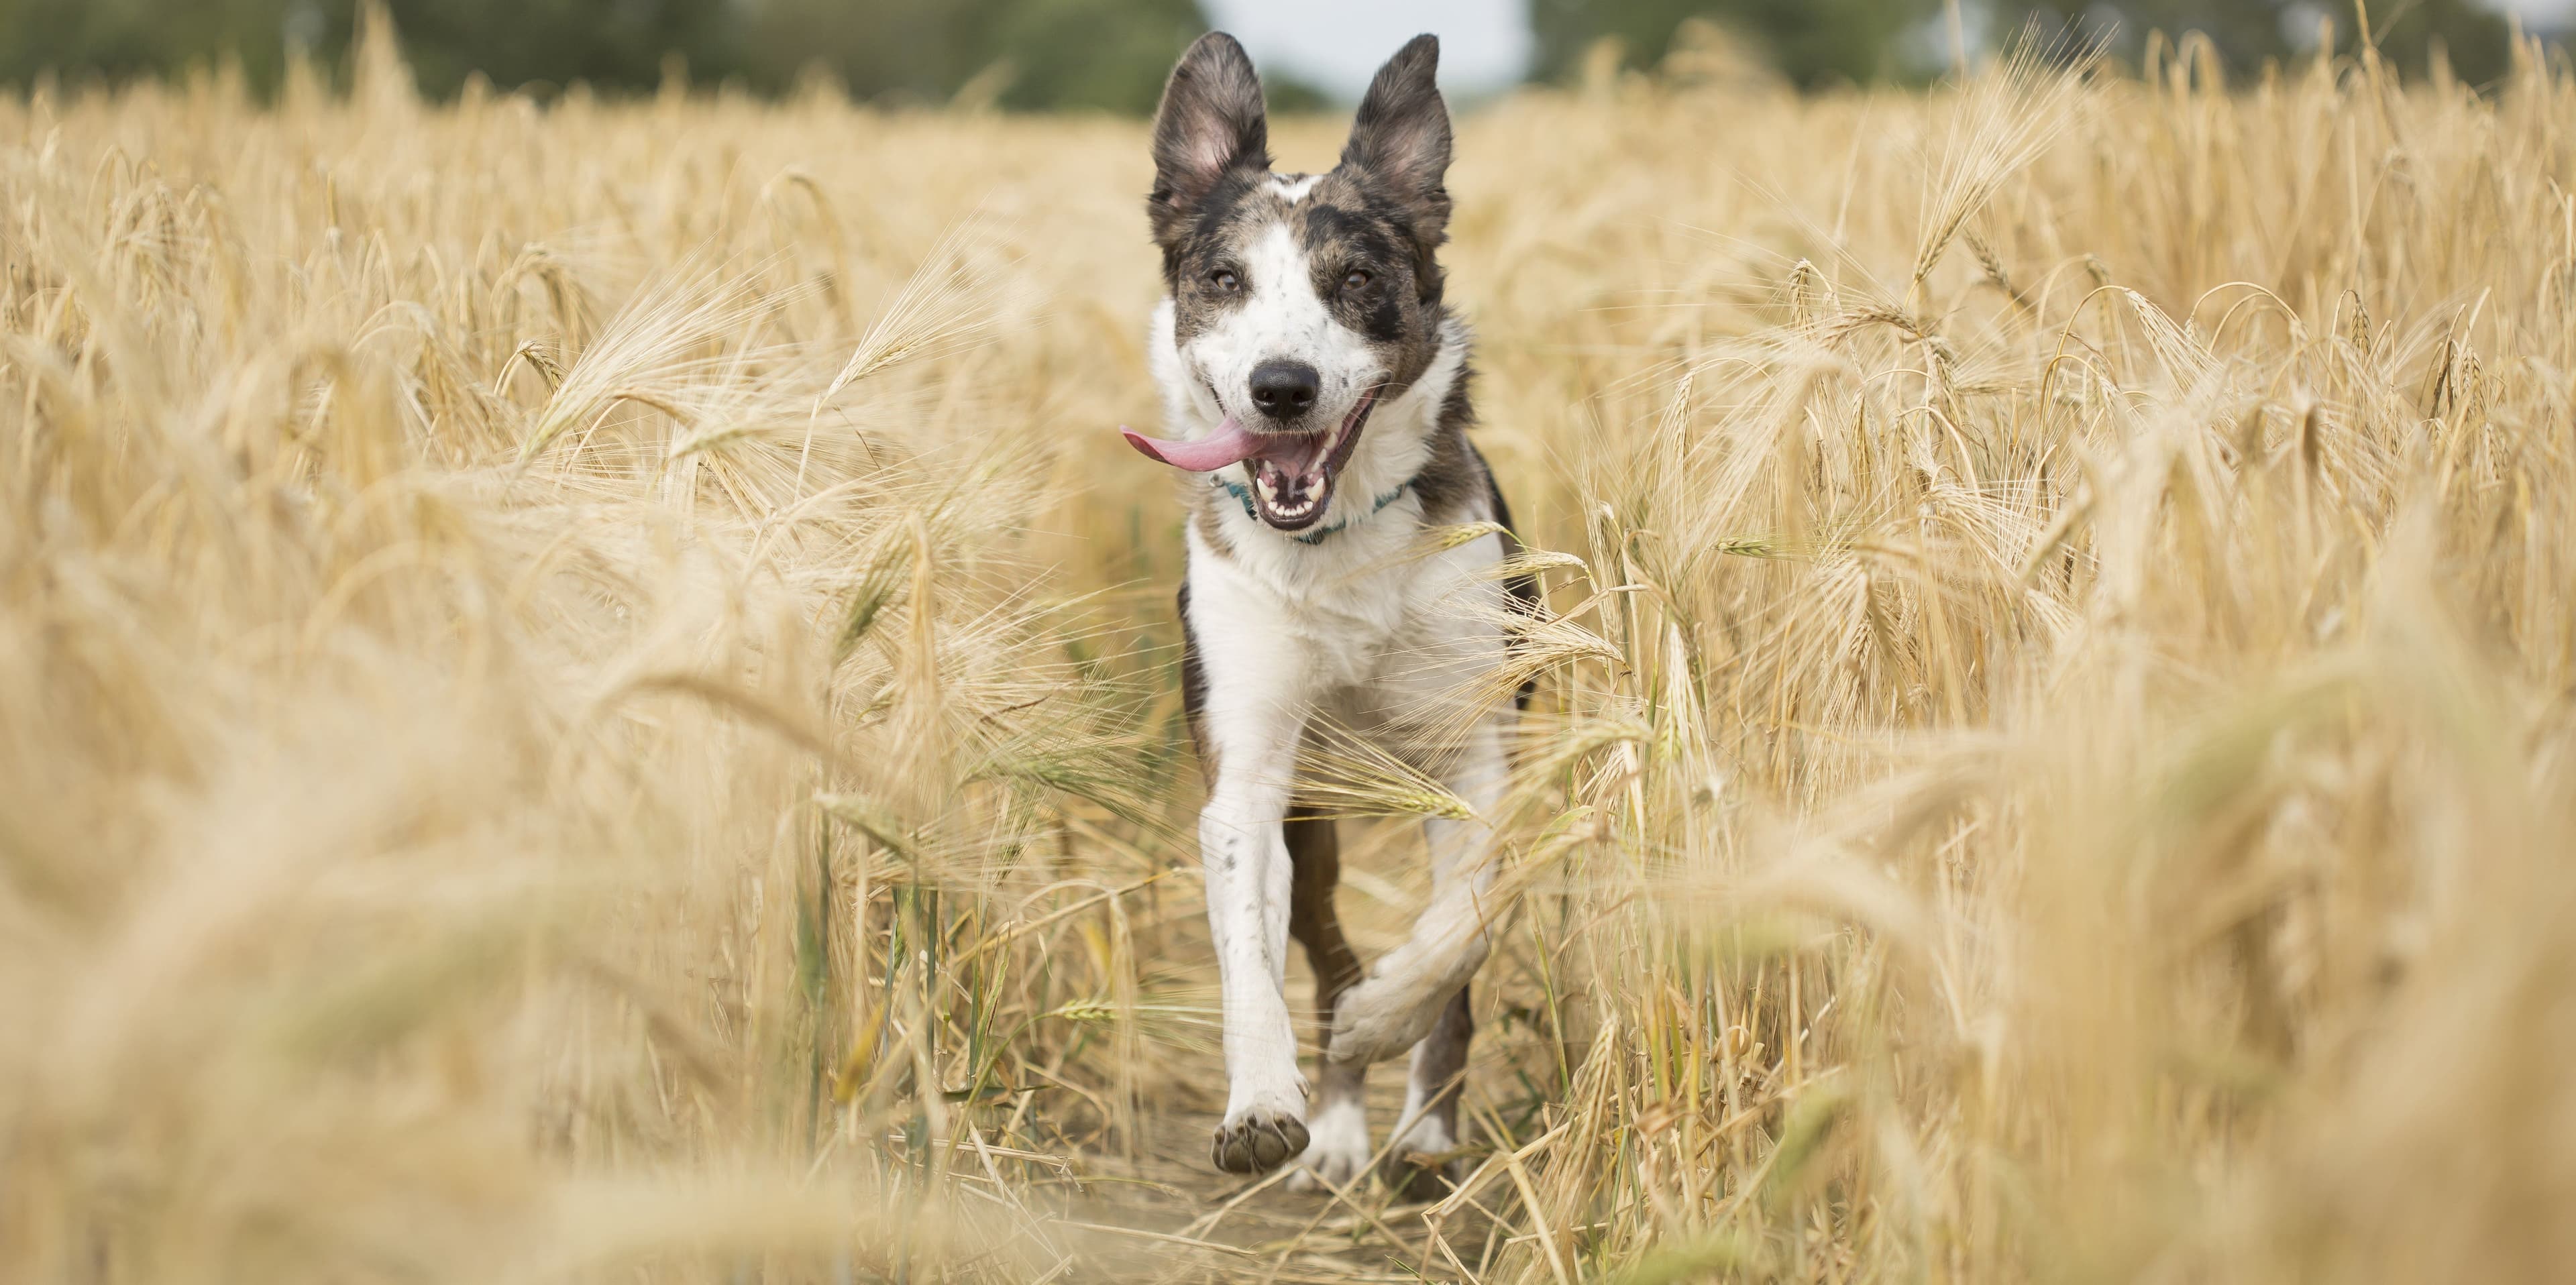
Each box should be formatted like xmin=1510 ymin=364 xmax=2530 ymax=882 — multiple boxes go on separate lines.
xmin=1244 ymin=389 xmax=1377 ymax=529
xmin=1120 ymin=386 xmax=1382 ymax=533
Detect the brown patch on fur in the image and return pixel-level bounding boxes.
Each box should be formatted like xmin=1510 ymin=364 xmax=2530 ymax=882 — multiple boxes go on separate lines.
xmin=1177 ymin=579 xmax=1216 ymax=779
xmin=1287 ymin=171 xmax=1449 ymax=399
xmin=1390 ymin=984 xmax=1473 ymax=1199
xmin=1189 ymin=498 xmax=1236 ymax=559
xmin=1161 ymin=177 xmax=1278 ymax=343
xmin=1285 ymin=806 xmax=1362 ymax=1020
xmin=1411 ymin=362 xmax=1489 ymax=525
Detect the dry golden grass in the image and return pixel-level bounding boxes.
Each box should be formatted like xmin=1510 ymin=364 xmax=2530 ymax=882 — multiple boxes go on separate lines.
xmin=9 ymin=20 xmax=2576 ymax=1284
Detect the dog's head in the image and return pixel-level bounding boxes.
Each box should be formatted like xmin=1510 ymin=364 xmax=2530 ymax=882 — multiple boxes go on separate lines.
xmin=1140 ymin=32 xmax=1455 ymax=533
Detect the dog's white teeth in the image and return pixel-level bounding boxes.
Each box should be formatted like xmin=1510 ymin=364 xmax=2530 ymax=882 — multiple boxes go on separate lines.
xmin=1255 ymin=473 xmax=1277 ymax=500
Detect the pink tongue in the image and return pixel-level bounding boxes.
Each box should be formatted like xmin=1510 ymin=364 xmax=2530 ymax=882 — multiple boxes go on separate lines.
xmin=1121 ymin=416 xmax=1267 ymax=473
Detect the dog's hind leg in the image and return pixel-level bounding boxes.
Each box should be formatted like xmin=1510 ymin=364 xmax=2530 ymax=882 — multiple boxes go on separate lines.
xmin=1386 ymin=983 xmax=1472 ymax=1199
xmin=1282 ymin=804 xmax=1371 ymax=1190
xmin=1326 ymin=714 xmax=1509 ymax=1067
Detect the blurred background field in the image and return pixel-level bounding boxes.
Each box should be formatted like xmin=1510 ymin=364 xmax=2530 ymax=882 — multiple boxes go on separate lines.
xmin=4 ymin=0 xmax=2569 ymax=107
xmin=9 ymin=2 xmax=2576 ymax=1282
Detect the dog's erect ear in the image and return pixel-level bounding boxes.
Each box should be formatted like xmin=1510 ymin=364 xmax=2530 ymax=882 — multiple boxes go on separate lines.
xmin=1342 ymin=35 xmax=1452 ymax=248
xmin=1149 ymin=32 xmax=1269 ymax=243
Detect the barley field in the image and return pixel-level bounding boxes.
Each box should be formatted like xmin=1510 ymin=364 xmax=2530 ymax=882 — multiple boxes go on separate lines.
xmin=7 ymin=17 xmax=2576 ymax=1284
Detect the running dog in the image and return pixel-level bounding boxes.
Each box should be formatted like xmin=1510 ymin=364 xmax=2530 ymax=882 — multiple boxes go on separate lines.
xmin=1122 ymin=31 xmax=1529 ymax=1194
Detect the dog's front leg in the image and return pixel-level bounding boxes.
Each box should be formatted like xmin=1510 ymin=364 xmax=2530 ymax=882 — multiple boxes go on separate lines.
xmin=1186 ymin=579 xmax=1317 ymax=1174
xmin=1200 ymin=744 xmax=1308 ymax=1172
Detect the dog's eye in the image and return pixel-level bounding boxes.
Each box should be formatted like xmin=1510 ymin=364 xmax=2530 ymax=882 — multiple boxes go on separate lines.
xmin=1343 ymin=270 xmax=1373 ymax=292
xmin=1209 ymin=269 xmax=1240 ymax=293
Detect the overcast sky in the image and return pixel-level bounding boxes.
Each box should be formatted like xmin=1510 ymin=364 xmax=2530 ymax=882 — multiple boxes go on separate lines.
xmin=1203 ymin=0 xmax=2575 ymax=101
xmin=1199 ymin=0 xmax=1534 ymax=99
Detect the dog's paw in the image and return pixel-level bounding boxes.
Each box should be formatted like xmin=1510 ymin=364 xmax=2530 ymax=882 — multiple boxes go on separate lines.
xmin=1328 ymin=976 xmax=1435 ymax=1066
xmin=1284 ymin=1098 xmax=1371 ymax=1192
xmin=1211 ymin=1101 xmax=1309 ymax=1175
xmin=1381 ymin=1116 xmax=1466 ymax=1203
xmin=1381 ymin=1149 xmax=1466 ymax=1203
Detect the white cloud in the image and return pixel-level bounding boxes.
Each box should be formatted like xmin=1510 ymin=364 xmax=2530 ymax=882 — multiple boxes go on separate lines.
xmin=1199 ymin=0 xmax=1534 ymax=101
xmin=2490 ymin=0 xmax=2576 ymax=22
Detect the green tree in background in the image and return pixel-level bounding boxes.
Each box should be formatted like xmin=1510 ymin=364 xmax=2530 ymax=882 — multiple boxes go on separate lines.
xmin=0 ymin=0 xmax=317 ymax=93
xmin=0 ymin=0 xmax=1208 ymax=111
xmin=1987 ymin=1 xmax=2517 ymax=86
xmin=733 ymin=0 xmax=1205 ymax=112
xmin=353 ymin=0 xmax=736 ymax=97
xmin=1529 ymin=0 xmax=1948 ymax=90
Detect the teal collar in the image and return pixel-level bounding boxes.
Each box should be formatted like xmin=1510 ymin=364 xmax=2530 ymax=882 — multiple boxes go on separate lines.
xmin=1214 ymin=475 xmax=1413 ymax=545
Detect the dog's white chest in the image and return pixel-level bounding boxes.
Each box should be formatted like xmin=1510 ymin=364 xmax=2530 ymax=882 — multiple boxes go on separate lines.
xmin=1282 ymin=563 xmax=1430 ymax=691
xmin=1186 ymin=515 xmax=1509 ymax=736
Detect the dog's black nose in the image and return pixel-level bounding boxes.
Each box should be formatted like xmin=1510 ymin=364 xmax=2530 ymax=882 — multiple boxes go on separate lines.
xmin=1248 ymin=361 xmax=1320 ymax=421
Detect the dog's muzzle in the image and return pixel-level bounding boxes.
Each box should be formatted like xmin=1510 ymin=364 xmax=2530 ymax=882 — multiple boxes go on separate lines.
xmin=1121 ymin=387 xmax=1382 ymax=532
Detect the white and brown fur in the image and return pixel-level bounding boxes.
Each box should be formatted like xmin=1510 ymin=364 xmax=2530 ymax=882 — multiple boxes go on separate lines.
xmin=1146 ymin=32 xmax=1532 ymax=1194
